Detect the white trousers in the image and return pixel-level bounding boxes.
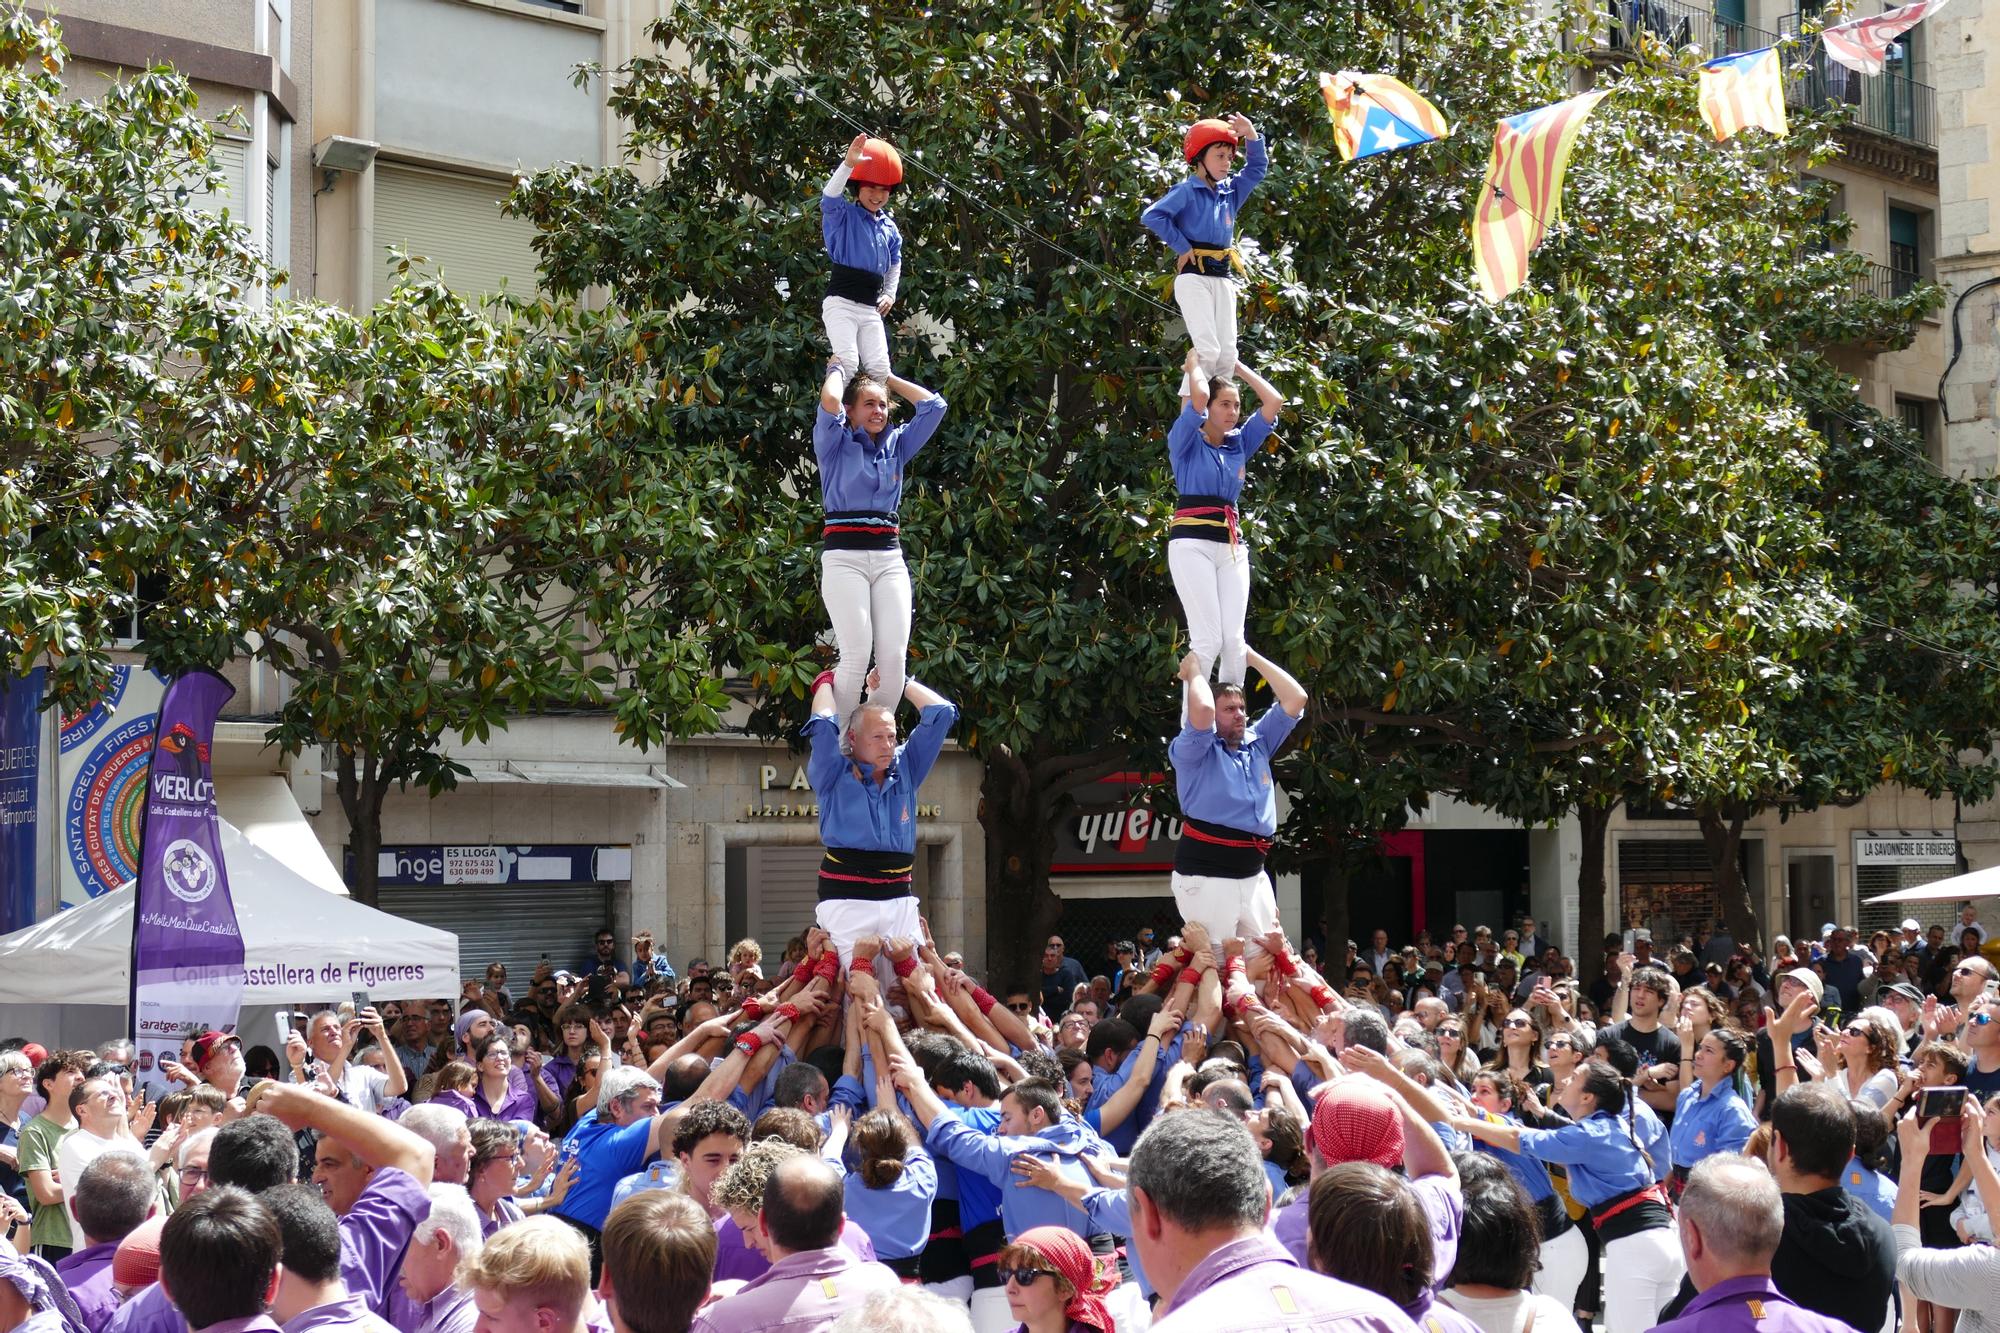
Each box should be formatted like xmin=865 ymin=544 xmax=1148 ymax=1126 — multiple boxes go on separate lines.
xmin=1175 ymin=271 xmax=1239 ymax=386
xmin=814 ymin=894 xmax=922 ymax=994
xmin=1171 ymin=869 xmax=1279 ymax=956
xmin=1168 ymin=537 xmax=1251 ymax=686
xmin=1601 ymin=1227 xmax=1686 ymax=1333
xmin=823 ymin=294 xmax=890 ymax=379
xmin=1532 ymin=1223 xmax=1588 ymax=1315
xmin=821 ymin=548 xmax=911 ymax=731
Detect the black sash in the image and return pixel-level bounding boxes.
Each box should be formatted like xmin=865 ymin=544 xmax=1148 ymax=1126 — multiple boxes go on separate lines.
xmin=818 ymin=846 xmax=915 ymax=902
xmin=1173 ymin=814 xmax=1272 ymax=878
xmin=828 ymin=262 xmax=885 ymax=303
xmin=822 ymin=509 xmax=901 ymax=552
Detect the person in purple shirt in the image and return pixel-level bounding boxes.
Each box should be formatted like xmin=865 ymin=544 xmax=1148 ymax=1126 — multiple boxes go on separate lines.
xmin=394 ymin=1186 xmax=482 ymax=1333
xmin=1125 ymin=1110 xmax=1417 ymax=1331
xmin=56 ymin=1151 xmax=155 ymax=1333
xmin=463 ymin=1038 xmax=536 ymax=1127
xmin=156 ymin=1188 xmax=284 ymax=1333
xmin=1169 ymin=648 xmax=1307 ymax=963
xmin=1646 ymin=1156 xmax=1855 ymax=1333
xmin=262 ymin=1186 xmax=396 ymax=1333
xmin=689 ymin=1157 xmax=899 ymax=1333
xmin=0 ymin=1245 xmax=88 ymax=1333
xmin=710 ymin=1138 xmax=877 ymax=1287
xmin=1304 ymin=1163 xmax=1482 ymax=1333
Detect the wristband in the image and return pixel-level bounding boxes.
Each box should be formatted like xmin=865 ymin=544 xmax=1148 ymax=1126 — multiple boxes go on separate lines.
xmin=1225 ymin=992 xmax=1256 ymax=1020
xmin=1150 ymin=960 xmax=1177 ymax=988
xmin=737 ymin=997 xmax=766 ymax=1020
xmin=775 ymin=1003 xmax=800 ymax=1024
xmin=811 ymin=669 xmax=836 ymax=695
xmin=1307 ymin=983 xmax=1336 ymax=1009
xmin=1273 ymin=951 xmax=1300 ymax=977
xmin=892 ymin=955 xmax=919 ymax=979
xmin=735 ymin=1033 xmax=764 ymax=1057
xmin=1224 ymin=956 xmax=1246 ymax=977
xmin=971 ymin=986 xmax=998 ymax=1015
xmin=814 ymin=953 xmax=841 ymax=983
xmin=1177 ymin=967 xmax=1202 ymax=987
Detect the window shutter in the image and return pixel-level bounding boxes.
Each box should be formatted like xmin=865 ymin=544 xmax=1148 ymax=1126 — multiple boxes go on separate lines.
xmin=373 ymin=164 xmax=541 ymax=299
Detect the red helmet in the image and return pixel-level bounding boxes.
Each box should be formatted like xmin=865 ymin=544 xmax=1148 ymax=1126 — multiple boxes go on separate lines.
xmin=850 ymin=138 xmax=904 ymax=189
xmin=1183 ymin=118 xmax=1239 ymax=164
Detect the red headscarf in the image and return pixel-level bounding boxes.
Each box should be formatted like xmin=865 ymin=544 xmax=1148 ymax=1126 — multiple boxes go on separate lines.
xmin=1013 ymin=1225 xmax=1118 ymax=1332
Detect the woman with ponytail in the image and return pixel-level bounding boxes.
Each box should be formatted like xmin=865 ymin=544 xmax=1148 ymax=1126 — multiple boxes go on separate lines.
xmin=821 ymin=1104 xmax=936 ymax=1282
xmin=1667 ymin=1021 xmax=1755 ymax=1194
xmin=1451 ymin=1060 xmax=1686 ymax=1332
xmin=998 ymin=1225 xmax=1118 ymax=1333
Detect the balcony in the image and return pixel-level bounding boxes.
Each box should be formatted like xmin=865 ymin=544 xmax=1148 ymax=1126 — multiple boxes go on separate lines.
xmin=1589 ymin=0 xmax=1779 ymax=60
xmin=1779 ymin=13 xmax=1936 ymax=147
xmin=1850 ymin=258 xmax=1926 ymax=300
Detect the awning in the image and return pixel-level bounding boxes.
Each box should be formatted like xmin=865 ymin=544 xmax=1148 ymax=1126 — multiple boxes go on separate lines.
xmin=216 ymin=774 xmax=348 ymax=897
xmin=453 ymin=759 xmax=685 ymax=789
xmin=1865 ymin=864 xmax=2000 ymax=904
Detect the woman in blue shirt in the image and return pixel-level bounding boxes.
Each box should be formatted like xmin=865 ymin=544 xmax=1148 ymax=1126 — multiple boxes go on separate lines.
xmin=1668 ymin=1022 xmax=1755 ymax=1190
xmin=1461 ymin=1069 xmax=1588 ymax=1315
xmin=1452 ymin=1060 xmax=1685 ymax=1333
xmin=813 ymin=362 xmax=945 ymax=737
xmin=823 ymin=1104 xmax=937 ymax=1278
xmin=1166 ymin=346 xmax=1282 ymax=690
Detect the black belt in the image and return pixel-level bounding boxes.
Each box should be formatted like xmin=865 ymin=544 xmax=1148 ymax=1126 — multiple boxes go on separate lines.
xmin=819 ymin=846 xmax=916 ymax=902
xmin=1173 ymin=815 xmax=1273 ymax=878
xmin=919 ymin=1197 xmax=968 ymax=1283
xmin=1182 ymin=252 xmax=1234 ymax=278
xmin=966 ymin=1219 xmax=1005 ymax=1289
xmin=1170 ymin=493 xmax=1241 ymax=546
xmin=828 ymin=262 xmax=886 ymax=303
xmin=822 ymin=509 xmax=901 ymax=552
xmin=881 ymin=1252 xmax=923 ymax=1280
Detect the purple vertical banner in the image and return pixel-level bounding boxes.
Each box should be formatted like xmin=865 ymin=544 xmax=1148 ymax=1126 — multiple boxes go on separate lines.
xmin=129 ymin=670 xmax=241 ymax=1097
xmin=0 ymin=671 xmax=42 ymax=933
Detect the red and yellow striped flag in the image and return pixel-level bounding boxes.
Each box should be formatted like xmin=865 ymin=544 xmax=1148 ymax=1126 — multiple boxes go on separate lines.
xmin=1698 ymin=48 xmax=1788 ymax=142
xmin=1471 ymin=90 xmax=1607 ymax=305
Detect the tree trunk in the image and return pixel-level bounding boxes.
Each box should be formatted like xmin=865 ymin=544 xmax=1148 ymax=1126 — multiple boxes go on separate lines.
xmin=978 ymin=751 xmax=1065 ymax=990
xmin=1318 ymin=860 xmax=1352 ymax=981
xmin=1576 ymin=796 xmax=1616 ymax=989
xmin=336 ymin=749 xmax=386 ymax=908
xmin=1698 ymin=803 xmax=1764 ymax=955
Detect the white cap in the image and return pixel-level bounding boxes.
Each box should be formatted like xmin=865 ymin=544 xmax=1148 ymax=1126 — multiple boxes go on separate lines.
xmin=1902 ymin=919 xmax=1922 ymax=932
xmin=1632 ymin=928 xmax=1653 ymax=943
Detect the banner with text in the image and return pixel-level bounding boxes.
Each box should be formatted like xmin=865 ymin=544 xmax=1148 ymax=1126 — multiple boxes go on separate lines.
xmin=129 ymin=670 xmax=242 ymax=1097
xmin=60 ymin=665 xmax=168 ymax=908
xmin=0 ymin=672 xmax=41 ymax=933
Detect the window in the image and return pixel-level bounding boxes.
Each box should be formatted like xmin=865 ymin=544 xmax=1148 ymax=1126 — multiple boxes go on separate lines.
xmin=111 ymin=573 xmax=172 ymax=648
xmin=1889 ymin=207 xmax=1924 ymax=295
xmin=1896 ymin=396 xmax=1939 ymax=465
xmin=372 ymin=164 xmax=542 ymax=301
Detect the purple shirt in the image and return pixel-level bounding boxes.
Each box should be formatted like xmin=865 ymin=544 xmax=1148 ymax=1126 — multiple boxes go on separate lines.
xmin=711 ymin=1217 xmax=876 ymax=1284
xmin=1271 ymin=1173 xmax=1463 ymax=1293
xmin=689 ymin=1246 xmax=901 ymax=1333
xmin=53 ymin=1240 xmax=119 ymax=1333
xmin=1645 ymin=1275 xmax=1858 ymax=1333
xmin=1150 ymin=1234 xmax=1419 ymax=1332
xmin=410 ymin=1289 xmax=476 ymax=1333
xmin=473 ymin=1071 xmax=537 ymax=1125
xmin=106 ymin=1170 xmax=430 ymax=1333
xmin=280 ymin=1295 xmax=397 ymax=1333
xmin=479 ymin=1198 xmax=525 ymax=1239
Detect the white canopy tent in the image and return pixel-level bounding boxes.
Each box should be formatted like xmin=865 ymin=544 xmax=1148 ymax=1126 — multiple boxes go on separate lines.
xmin=0 ymin=819 xmax=460 ymax=1050
xmin=1865 ymin=863 xmax=2000 ymax=905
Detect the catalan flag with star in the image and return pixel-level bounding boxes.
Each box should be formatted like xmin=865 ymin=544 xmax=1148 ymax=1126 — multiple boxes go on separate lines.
xmin=1471 ymin=90 xmax=1607 ymax=304
xmin=1320 ymin=71 xmax=1451 ymax=161
xmin=1698 ymin=47 xmax=1788 ymax=142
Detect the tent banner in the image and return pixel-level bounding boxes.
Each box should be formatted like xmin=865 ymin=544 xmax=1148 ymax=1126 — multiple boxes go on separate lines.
xmin=130 ymin=670 xmax=242 ymax=1096
xmin=0 ymin=672 xmax=40 ymax=933
xmin=60 ymin=666 xmax=168 ymax=907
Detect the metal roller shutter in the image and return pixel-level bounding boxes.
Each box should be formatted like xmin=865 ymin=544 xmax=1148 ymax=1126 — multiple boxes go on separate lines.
xmin=747 ymin=847 xmax=824 ymax=950
xmin=373 ymin=164 xmax=541 ymax=300
xmin=379 ymin=883 xmax=610 ymax=991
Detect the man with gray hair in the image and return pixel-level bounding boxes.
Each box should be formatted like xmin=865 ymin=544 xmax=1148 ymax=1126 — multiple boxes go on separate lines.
xmin=826 ymin=1288 xmax=973 ymax=1333
xmin=55 ymin=1150 xmax=156 ymax=1333
xmin=1127 ymin=1109 xmax=1415 ymax=1331
xmin=396 ymin=1184 xmax=483 ymax=1333
xmin=1647 ymin=1156 xmax=1854 ymax=1333
xmin=550 ymin=1066 xmax=669 ymax=1264
xmin=397 ymin=1105 xmax=472 ymax=1186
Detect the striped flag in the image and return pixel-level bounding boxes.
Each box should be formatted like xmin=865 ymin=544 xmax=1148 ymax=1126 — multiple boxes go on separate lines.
xmin=1471 ymin=91 xmax=1608 ymax=304
xmin=1823 ymin=0 xmax=1953 ymax=75
xmin=1320 ymin=71 xmax=1452 ymax=161
xmin=1699 ymin=47 xmax=1789 ymax=141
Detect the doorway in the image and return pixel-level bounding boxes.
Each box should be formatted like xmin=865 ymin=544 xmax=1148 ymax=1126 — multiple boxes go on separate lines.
xmin=1786 ymin=850 xmax=1837 ymax=943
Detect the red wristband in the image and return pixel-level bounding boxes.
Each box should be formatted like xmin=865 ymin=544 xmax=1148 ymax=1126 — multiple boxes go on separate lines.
xmin=1150 ymin=960 xmax=1177 ymax=987
xmin=737 ymin=997 xmax=766 ymax=1020
xmin=735 ymin=1032 xmax=764 ymax=1056
xmin=891 ymin=955 xmax=919 ymax=979
xmin=815 ymin=953 xmax=841 ymax=983
xmin=971 ymin=986 xmax=997 ymax=1015
xmin=1308 ymin=984 xmax=1335 ymax=1009
xmin=1224 ymin=956 xmax=1246 ymax=977
xmin=1177 ymin=967 xmax=1202 ymax=987
xmin=774 ymin=1003 xmax=800 ymax=1024
xmin=1274 ymin=952 xmax=1300 ymax=977
xmin=1225 ymin=993 xmax=1256 ymax=1019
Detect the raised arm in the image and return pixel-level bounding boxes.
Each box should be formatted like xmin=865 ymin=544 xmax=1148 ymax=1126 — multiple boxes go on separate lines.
xmin=1180 ymin=650 xmax=1216 ymax=732
xmin=1097 ymin=1006 xmax=1183 ymax=1135
xmin=1244 ymin=647 xmax=1307 ymax=719
xmin=246 ymin=1082 xmax=435 ymax=1184
xmin=820 ymin=363 xmax=846 ymax=416
xmin=904 ymin=676 xmax=950 ymax=712
xmin=1184 ymin=348 xmax=1209 ymax=414
xmin=1234 ymin=361 xmax=1282 ymax=424
xmin=885 ymin=373 xmax=935 ymax=406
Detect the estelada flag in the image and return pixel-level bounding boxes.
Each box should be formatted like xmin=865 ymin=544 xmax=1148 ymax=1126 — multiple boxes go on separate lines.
xmin=1699 ymin=47 xmax=1788 ymax=141
xmin=1823 ymin=0 xmax=1953 ymax=75
xmin=1320 ymin=72 xmax=1451 ymax=161
xmin=1471 ymin=90 xmax=1608 ymax=304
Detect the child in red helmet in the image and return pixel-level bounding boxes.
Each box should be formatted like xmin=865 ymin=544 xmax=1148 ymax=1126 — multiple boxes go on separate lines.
xmin=1141 ymin=113 xmax=1265 ymax=394
xmin=821 ymin=134 xmax=905 ymax=383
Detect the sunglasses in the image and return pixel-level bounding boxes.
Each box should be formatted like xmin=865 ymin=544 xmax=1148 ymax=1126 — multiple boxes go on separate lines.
xmin=1438 ymin=1027 xmax=1462 ymax=1039
xmin=1008 ymin=1002 xmax=1034 ymax=1014
xmin=997 ymin=1267 xmax=1058 ymax=1287
xmin=1546 ymin=1039 xmax=1574 ymax=1051
xmin=1976 ymin=1012 xmax=1994 ymax=1027
xmin=1503 ymin=1018 xmax=1533 ymax=1029
xmin=1840 ymin=1025 xmax=1867 ymax=1037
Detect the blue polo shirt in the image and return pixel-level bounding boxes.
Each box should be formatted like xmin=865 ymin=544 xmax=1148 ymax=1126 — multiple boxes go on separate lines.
xmin=1140 ymin=137 xmax=1270 ymax=254
xmin=805 ymin=702 xmax=957 ymax=852
xmin=1169 ymin=704 xmax=1300 ymax=836
xmin=1168 ymin=403 xmax=1275 ymax=503
xmin=552 ymin=1108 xmax=657 ymax=1230
xmin=812 ymin=396 xmax=946 ymax=516
xmin=1670 ymin=1078 xmax=1756 ymax=1170
xmin=821 ymin=192 xmax=902 ymax=276
xmin=1516 ymin=1112 xmax=1659 ymax=1209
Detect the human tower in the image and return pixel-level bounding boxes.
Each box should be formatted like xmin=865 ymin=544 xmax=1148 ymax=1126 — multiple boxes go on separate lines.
xmin=803 ymin=119 xmax=1309 ymax=976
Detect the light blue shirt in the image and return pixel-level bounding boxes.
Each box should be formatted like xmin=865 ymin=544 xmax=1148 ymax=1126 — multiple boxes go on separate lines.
xmin=828 ymin=1143 xmax=937 ymax=1261
xmin=805 ymin=702 xmax=956 ymax=853
xmin=1167 ymin=402 xmax=1275 ymax=503
xmin=1517 ymin=1111 xmax=1661 ymax=1209
xmin=812 ymin=396 xmax=946 ymax=516
xmin=1169 ymin=704 xmax=1300 ymax=836
xmin=1670 ymin=1078 xmax=1756 ymax=1170
xmin=1141 ymin=137 xmax=1270 ymax=254
xmin=922 ymin=1114 xmax=1095 ymax=1240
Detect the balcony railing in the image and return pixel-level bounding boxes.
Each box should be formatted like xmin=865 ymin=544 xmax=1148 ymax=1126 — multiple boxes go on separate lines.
xmin=1591 ymin=0 xmax=1780 ymax=59
xmin=1851 ymin=258 xmax=1926 ymax=299
xmin=1778 ymin=12 xmax=1936 ymax=146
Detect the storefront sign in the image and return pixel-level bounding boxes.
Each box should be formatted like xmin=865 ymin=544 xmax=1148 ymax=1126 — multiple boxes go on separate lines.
xmin=364 ymin=844 xmax=632 ymax=885
xmin=1052 ymin=774 xmax=1180 ymax=874
xmin=748 ymin=762 xmax=939 ymax=819
xmin=1855 ymin=835 xmax=1958 ymax=866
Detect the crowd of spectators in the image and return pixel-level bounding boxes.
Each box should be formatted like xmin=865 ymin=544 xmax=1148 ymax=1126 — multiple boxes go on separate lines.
xmin=1 ymin=905 xmax=1997 ymax=1333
